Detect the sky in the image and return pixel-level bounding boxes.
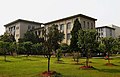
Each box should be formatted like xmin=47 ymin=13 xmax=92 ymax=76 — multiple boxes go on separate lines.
xmin=0 ymin=0 xmax=120 ymax=35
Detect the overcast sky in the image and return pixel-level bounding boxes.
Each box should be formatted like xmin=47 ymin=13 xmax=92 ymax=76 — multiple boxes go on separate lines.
xmin=0 ymin=0 xmax=119 ymax=35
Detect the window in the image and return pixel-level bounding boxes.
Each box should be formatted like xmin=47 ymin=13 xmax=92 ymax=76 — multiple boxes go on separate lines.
xmin=101 ymin=28 xmax=103 ymax=31
xmin=110 ymin=29 xmax=112 ymax=36
xmin=16 ymin=27 xmax=19 ymax=30
xmin=35 ymin=31 xmax=37 ymax=35
xmin=9 ymin=28 xmax=10 ymax=31
xmin=16 ymin=34 xmax=19 ymax=37
xmin=98 ymin=29 xmax=100 ymax=31
xmin=13 ymin=32 xmax=15 ymax=36
xmin=38 ymin=31 xmax=41 ymax=35
xmin=13 ymin=26 xmax=15 ymax=30
xmin=101 ymin=32 xmax=103 ymax=35
xmin=83 ymin=21 xmax=86 ymax=28
xmin=67 ymin=22 xmax=71 ymax=29
xmin=60 ymin=24 xmax=64 ymax=31
xmin=98 ymin=33 xmax=100 ymax=36
xmin=28 ymin=25 xmax=31 ymax=30
xmin=32 ymin=26 xmax=35 ymax=29
xmin=67 ymin=33 xmax=71 ymax=40
xmin=91 ymin=23 xmax=93 ymax=29
xmin=87 ymin=22 xmax=89 ymax=29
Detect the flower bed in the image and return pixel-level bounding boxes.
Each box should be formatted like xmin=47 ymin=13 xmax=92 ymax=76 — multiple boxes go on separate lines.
xmin=80 ymin=66 xmax=94 ymax=69
xmin=41 ymin=71 xmax=62 ymax=77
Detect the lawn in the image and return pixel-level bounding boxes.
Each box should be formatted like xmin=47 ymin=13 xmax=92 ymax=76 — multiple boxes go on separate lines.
xmin=0 ymin=56 xmax=120 ymax=77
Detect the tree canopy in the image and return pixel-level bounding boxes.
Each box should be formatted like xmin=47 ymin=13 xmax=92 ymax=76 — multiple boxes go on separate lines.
xmin=78 ymin=29 xmax=98 ymax=66
xmin=70 ymin=18 xmax=82 ymax=52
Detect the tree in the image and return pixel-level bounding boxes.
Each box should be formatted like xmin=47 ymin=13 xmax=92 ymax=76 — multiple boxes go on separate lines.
xmin=50 ymin=24 xmax=64 ymax=53
xmin=70 ymin=18 xmax=82 ymax=63
xmin=98 ymin=42 xmax=106 ymax=56
xmin=114 ymin=36 xmax=120 ymax=54
xmin=56 ymin=49 xmax=62 ymax=61
xmin=23 ymin=31 xmax=39 ymax=44
xmin=78 ymin=29 xmax=98 ymax=67
xmin=60 ymin=43 xmax=69 ymax=56
xmin=9 ymin=42 xmax=17 ymax=56
xmin=0 ymin=32 xmax=15 ymax=42
xmin=23 ymin=41 xmax=33 ymax=59
xmin=0 ymin=41 xmax=10 ymax=61
xmin=32 ymin=43 xmax=43 ymax=55
xmin=101 ymin=37 xmax=116 ymax=64
xmin=16 ymin=42 xmax=25 ymax=55
xmin=43 ymin=24 xmax=64 ymax=72
xmin=0 ymin=32 xmax=15 ymax=60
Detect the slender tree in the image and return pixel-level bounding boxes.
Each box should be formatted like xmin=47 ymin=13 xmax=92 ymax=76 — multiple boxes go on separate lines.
xmin=0 ymin=32 xmax=15 ymax=60
xmin=70 ymin=18 xmax=82 ymax=63
xmin=0 ymin=41 xmax=9 ymax=61
xmin=9 ymin=42 xmax=17 ymax=56
xmin=23 ymin=41 xmax=33 ymax=59
xmin=56 ymin=49 xmax=62 ymax=61
xmin=78 ymin=29 xmax=98 ymax=67
xmin=101 ymin=37 xmax=116 ymax=64
xmin=43 ymin=24 xmax=64 ymax=72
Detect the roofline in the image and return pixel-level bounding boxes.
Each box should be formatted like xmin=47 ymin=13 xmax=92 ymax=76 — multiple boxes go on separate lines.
xmin=44 ymin=14 xmax=97 ymax=25
xmin=4 ymin=19 xmax=43 ymax=27
xmin=96 ymin=26 xmax=115 ymax=30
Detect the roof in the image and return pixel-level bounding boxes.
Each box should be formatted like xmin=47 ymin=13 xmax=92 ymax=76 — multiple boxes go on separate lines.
xmin=44 ymin=14 xmax=97 ymax=25
xmin=4 ymin=19 xmax=43 ymax=27
xmin=96 ymin=26 xmax=115 ymax=30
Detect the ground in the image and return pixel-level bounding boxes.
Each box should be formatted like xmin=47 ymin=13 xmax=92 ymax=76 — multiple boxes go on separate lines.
xmin=0 ymin=56 xmax=120 ymax=77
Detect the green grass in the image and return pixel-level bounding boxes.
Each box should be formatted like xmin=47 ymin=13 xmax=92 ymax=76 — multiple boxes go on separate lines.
xmin=0 ymin=56 xmax=120 ymax=77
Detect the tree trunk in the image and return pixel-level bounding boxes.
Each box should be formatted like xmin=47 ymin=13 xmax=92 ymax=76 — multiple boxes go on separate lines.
xmin=73 ymin=52 xmax=76 ymax=61
xmin=86 ymin=52 xmax=89 ymax=66
xmin=76 ymin=58 xmax=79 ymax=64
xmin=108 ymin=52 xmax=110 ymax=64
xmin=86 ymin=56 xmax=89 ymax=66
xmin=26 ymin=52 xmax=29 ymax=59
xmin=76 ymin=52 xmax=79 ymax=64
xmin=57 ymin=56 xmax=60 ymax=61
xmin=48 ymin=55 xmax=51 ymax=72
xmin=4 ymin=55 xmax=6 ymax=61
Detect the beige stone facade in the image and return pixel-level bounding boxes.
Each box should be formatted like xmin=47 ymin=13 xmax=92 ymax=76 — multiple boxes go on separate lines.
xmin=44 ymin=14 xmax=97 ymax=44
xmin=4 ymin=14 xmax=97 ymax=44
xmin=4 ymin=19 xmax=42 ymax=42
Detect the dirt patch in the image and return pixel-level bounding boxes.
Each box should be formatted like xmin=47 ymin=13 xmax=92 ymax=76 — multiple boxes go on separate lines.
xmin=80 ymin=66 xmax=95 ymax=70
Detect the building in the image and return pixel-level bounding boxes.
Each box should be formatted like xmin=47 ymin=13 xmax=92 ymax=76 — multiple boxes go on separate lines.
xmin=31 ymin=27 xmax=44 ymax=38
xmin=109 ymin=24 xmax=120 ymax=37
xmin=96 ymin=26 xmax=115 ymax=38
xmin=4 ymin=19 xmax=42 ymax=42
xmin=4 ymin=14 xmax=97 ymax=44
xmin=44 ymin=14 xmax=97 ymax=44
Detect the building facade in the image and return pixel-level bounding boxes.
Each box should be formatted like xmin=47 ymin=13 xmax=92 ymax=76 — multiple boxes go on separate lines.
xmin=109 ymin=24 xmax=120 ymax=38
xmin=31 ymin=27 xmax=44 ymax=38
xmin=4 ymin=14 xmax=97 ymax=44
xmin=4 ymin=19 xmax=42 ymax=42
xmin=44 ymin=14 xmax=97 ymax=44
xmin=96 ymin=26 xmax=115 ymax=38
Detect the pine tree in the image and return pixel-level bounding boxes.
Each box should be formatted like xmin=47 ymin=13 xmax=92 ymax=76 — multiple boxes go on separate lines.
xmin=70 ymin=18 xmax=82 ymax=63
